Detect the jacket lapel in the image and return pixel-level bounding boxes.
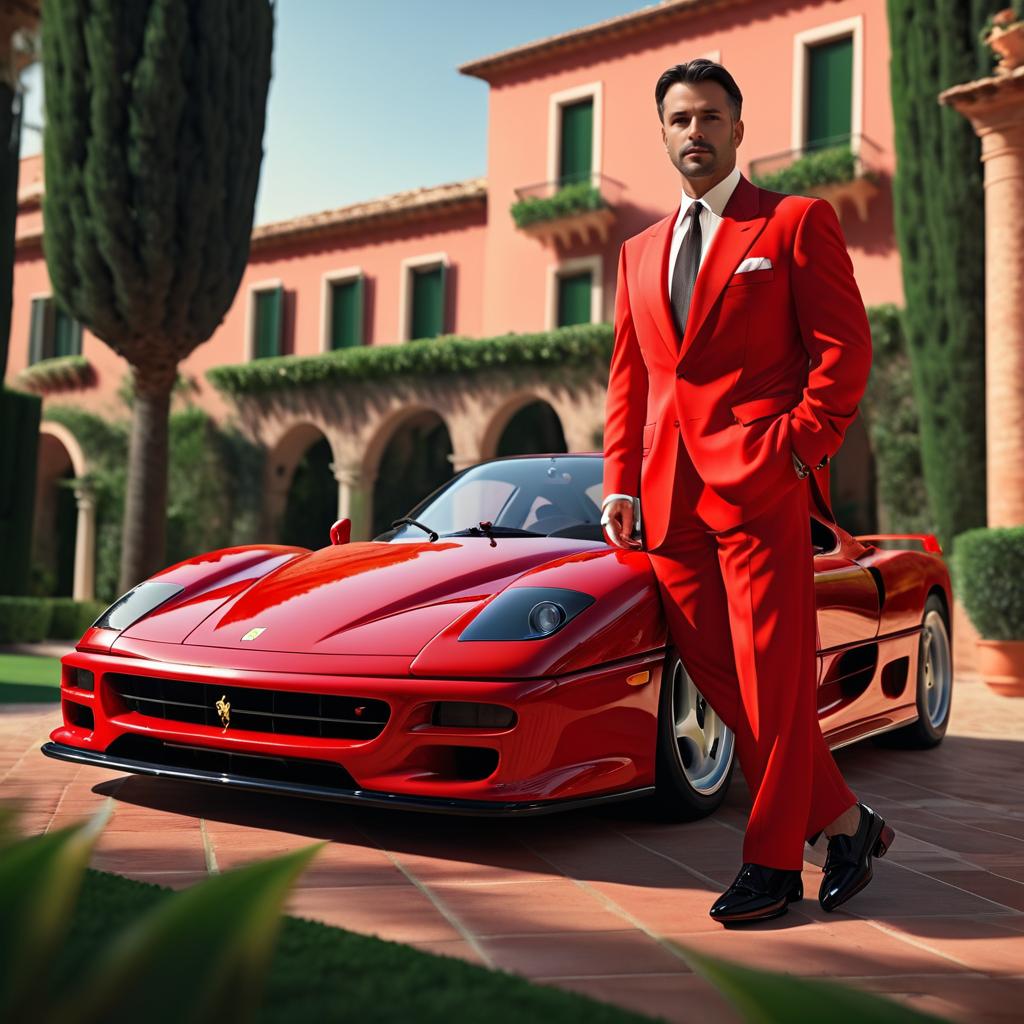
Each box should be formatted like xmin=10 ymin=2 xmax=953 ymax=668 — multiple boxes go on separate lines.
xmin=638 ymin=210 xmax=680 ymax=363
xmin=676 ymin=174 xmax=767 ymax=371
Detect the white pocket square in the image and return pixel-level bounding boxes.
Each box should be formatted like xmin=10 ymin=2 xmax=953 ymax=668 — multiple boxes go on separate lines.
xmin=734 ymin=256 xmax=772 ymax=274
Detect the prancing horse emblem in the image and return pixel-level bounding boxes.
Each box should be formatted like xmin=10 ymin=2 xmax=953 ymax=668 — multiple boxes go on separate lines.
xmin=241 ymin=627 xmax=266 ymax=642
xmin=216 ymin=694 xmax=231 ymax=732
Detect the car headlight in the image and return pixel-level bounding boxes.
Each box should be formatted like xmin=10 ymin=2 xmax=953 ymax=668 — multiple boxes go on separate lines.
xmin=459 ymin=587 xmax=594 ymax=641
xmin=92 ymin=580 xmax=184 ymax=632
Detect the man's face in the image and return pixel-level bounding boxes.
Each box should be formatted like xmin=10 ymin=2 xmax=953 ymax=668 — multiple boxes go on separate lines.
xmin=660 ymin=80 xmax=743 ymax=183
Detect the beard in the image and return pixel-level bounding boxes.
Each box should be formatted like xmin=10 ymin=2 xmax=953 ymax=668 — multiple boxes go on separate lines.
xmin=676 ymin=146 xmax=718 ymax=177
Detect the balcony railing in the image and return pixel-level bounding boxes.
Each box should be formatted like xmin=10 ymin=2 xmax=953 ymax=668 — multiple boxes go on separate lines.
xmin=748 ymin=133 xmax=882 ymax=221
xmin=510 ymin=172 xmax=625 ymax=246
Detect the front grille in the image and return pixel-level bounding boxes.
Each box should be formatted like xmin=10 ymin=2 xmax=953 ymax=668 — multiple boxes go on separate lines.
xmin=106 ymin=673 xmax=389 ymax=740
xmin=106 ymin=735 xmax=358 ymax=790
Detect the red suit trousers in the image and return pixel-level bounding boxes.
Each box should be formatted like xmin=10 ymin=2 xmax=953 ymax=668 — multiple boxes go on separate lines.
xmin=646 ymin=437 xmax=857 ymax=870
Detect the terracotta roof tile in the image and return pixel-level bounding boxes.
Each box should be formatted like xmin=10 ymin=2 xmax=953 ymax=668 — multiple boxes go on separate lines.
xmin=459 ymin=0 xmax=748 ymax=81
xmin=250 ymin=177 xmax=487 ymax=249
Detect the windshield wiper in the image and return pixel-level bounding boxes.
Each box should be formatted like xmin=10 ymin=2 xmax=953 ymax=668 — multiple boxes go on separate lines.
xmin=391 ymin=517 xmax=439 ymax=541
xmin=442 ymin=521 xmax=545 ymax=540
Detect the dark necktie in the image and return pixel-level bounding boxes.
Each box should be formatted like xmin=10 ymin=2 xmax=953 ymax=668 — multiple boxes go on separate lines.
xmin=670 ymin=200 xmax=704 ymax=342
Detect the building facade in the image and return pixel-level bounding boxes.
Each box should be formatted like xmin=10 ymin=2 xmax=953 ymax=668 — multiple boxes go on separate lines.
xmin=6 ymin=0 xmax=901 ymax=599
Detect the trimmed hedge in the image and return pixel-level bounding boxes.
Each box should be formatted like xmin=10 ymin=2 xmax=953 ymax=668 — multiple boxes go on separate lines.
xmin=510 ymin=181 xmax=606 ymax=228
xmin=952 ymin=526 xmax=1024 ymax=640
xmin=207 ymin=323 xmax=614 ymax=397
xmin=48 ymin=597 xmax=107 ymax=639
xmin=751 ymin=144 xmax=857 ymax=195
xmin=0 ymin=595 xmax=107 ymax=643
xmin=0 ymin=597 xmax=54 ymax=643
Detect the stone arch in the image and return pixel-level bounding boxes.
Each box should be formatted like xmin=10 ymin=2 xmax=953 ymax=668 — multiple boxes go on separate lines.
xmin=35 ymin=422 xmax=95 ymax=600
xmin=366 ymin=405 xmax=454 ymax=538
xmin=479 ymin=392 xmax=567 ymax=460
xmin=264 ymin=421 xmax=338 ymax=546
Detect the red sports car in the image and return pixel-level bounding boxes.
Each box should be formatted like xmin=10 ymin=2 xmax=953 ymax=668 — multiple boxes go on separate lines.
xmin=43 ymin=453 xmax=954 ymax=820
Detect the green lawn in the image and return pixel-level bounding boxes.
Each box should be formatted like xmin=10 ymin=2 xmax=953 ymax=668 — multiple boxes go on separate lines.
xmin=54 ymin=869 xmax=654 ymax=1024
xmin=0 ymin=654 xmax=62 ymax=703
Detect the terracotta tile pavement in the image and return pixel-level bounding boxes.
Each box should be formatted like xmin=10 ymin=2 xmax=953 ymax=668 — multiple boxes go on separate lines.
xmin=3 ymin=673 xmax=1024 ymax=1023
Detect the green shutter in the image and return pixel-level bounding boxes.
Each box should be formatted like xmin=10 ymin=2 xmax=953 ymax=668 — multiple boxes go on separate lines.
xmin=330 ymin=276 xmax=364 ymax=349
xmin=254 ymin=286 xmax=282 ymax=359
xmin=27 ymin=297 xmax=49 ymax=365
xmin=559 ymin=98 xmax=593 ymax=187
xmin=53 ymin=304 xmax=80 ymax=357
xmin=410 ymin=265 xmax=445 ymax=340
xmin=806 ymin=36 xmax=853 ymax=151
xmin=557 ymin=271 xmax=592 ymax=327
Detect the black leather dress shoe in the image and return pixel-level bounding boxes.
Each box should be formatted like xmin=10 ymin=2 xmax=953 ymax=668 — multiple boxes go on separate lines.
xmin=819 ymin=803 xmax=895 ymax=912
xmin=709 ymin=862 xmax=803 ymax=924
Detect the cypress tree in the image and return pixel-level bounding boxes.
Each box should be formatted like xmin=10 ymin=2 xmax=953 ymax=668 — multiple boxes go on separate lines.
xmin=886 ymin=0 xmax=1000 ymax=552
xmin=41 ymin=0 xmax=273 ymax=590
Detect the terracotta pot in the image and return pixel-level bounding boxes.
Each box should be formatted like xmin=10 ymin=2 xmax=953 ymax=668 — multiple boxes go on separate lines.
xmin=976 ymin=638 xmax=1024 ymax=696
xmin=988 ymin=22 xmax=1024 ymax=73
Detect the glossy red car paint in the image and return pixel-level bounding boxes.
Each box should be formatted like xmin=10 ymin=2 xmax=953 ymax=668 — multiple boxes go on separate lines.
xmin=44 ymin=457 xmax=953 ymax=816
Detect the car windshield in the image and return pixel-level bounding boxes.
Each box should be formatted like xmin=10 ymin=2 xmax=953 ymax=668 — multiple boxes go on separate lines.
xmin=375 ymin=456 xmax=605 ymax=543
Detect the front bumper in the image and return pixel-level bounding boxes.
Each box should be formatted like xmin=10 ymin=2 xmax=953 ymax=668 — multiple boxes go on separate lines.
xmin=48 ymin=642 xmax=663 ymax=812
xmin=41 ymin=741 xmax=654 ymax=816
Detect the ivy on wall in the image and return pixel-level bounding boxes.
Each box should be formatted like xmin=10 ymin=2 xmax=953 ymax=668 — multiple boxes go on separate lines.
xmin=750 ymin=145 xmax=858 ymax=195
xmin=860 ymin=304 xmax=933 ymax=535
xmin=510 ymin=181 xmax=607 ymax=229
xmin=206 ymin=323 xmax=615 ymax=396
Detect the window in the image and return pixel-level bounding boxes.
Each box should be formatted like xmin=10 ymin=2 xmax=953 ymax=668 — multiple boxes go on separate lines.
xmin=557 ymin=271 xmax=592 ymax=327
xmin=27 ymin=296 xmax=82 ymax=365
xmin=547 ymin=83 xmax=603 ymax=189
xmin=791 ymin=17 xmax=863 ymax=155
xmin=547 ymin=255 xmax=602 ymax=330
xmin=400 ymin=255 xmax=449 ymax=342
xmin=328 ymin=275 xmax=364 ymax=350
xmin=806 ymin=36 xmax=853 ymax=150
xmin=559 ymin=98 xmax=593 ymax=186
xmin=251 ymin=284 xmax=283 ymax=359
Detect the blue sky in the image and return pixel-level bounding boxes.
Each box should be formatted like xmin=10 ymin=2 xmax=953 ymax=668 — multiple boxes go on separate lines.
xmin=20 ymin=0 xmax=645 ymax=226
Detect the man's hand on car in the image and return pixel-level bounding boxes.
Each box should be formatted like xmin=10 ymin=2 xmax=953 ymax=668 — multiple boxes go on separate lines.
xmin=602 ymin=498 xmax=643 ymax=550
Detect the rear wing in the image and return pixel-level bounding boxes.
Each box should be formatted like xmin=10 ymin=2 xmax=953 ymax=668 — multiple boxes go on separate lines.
xmin=854 ymin=533 xmax=943 ymax=555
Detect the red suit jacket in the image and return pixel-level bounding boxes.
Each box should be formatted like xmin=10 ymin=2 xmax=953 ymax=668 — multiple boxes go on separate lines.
xmin=603 ymin=173 xmax=872 ymax=548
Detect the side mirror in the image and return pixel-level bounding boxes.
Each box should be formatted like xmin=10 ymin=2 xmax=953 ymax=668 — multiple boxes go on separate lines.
xmin=329 ymin=518 xmax=352 ymax=545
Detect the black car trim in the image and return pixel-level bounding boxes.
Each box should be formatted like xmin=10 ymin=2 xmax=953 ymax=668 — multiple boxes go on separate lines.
xmin=40 ymin=741 xmax=654 ymax=817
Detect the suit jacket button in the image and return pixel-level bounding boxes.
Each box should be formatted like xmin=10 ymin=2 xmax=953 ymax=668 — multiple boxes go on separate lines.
xmin=673 ymin=420 xmax=679 ymax=427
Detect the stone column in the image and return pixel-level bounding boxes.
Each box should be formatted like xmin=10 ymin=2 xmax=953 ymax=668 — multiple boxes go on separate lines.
xmin=940 ymin=66 xmax=1024 ymax=526
xmin=331 ymin=461 xmax=376 ymax=541
xmin=72 ymin=481 xmax=96 ymax=601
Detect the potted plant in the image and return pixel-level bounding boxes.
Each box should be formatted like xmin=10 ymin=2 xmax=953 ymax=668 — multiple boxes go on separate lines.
xmin=979 ymin=3 xmax=1024 ymax=74
xmin=953 ymin=525 xmax=1024 ymax=696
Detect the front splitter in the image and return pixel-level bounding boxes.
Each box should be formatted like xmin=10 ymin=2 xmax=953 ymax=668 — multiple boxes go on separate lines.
xmin=40 ymin=741 xmax=654 ymax=818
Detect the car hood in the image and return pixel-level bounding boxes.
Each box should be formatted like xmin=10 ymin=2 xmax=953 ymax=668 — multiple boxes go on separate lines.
xmin=165 ymin=538 xmax=600 ymax=655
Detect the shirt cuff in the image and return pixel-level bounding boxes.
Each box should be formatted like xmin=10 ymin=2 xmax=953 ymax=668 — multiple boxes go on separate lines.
xmin=602 ymin=493 xmax=636 ymax=509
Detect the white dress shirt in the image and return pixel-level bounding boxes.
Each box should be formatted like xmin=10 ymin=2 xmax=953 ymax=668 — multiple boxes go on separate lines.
xmin=601 ymin=167 xmax=743 ymax=527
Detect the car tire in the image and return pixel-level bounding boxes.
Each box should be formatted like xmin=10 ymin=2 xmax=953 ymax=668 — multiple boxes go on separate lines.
xmin=643 ymin=646 xmax=736 ymax=822
xmin=873 ymin=593 xmax=953 ymax=749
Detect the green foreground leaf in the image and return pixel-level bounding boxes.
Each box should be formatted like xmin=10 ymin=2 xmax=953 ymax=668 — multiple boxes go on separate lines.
xmin=676 ymin=944 xmax=950 ymax=1024
xmin=0 ymin=802 xmax=111 ymax=1019
xmin=52 ymin=842 xmax=325 ymax=1024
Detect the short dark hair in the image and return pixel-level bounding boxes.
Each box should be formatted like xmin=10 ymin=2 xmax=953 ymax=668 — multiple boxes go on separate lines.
xmin=655 ymin=59 xmax=743 ymax=123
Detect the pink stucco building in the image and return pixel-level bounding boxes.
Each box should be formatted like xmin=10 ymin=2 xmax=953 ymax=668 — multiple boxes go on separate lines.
xmin=7 ymin=0 xmax=901 ymax=599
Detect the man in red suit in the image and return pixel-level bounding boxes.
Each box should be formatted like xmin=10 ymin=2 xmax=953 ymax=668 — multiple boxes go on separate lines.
xmin=602 ymin=59 xmax=895 ymax=924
